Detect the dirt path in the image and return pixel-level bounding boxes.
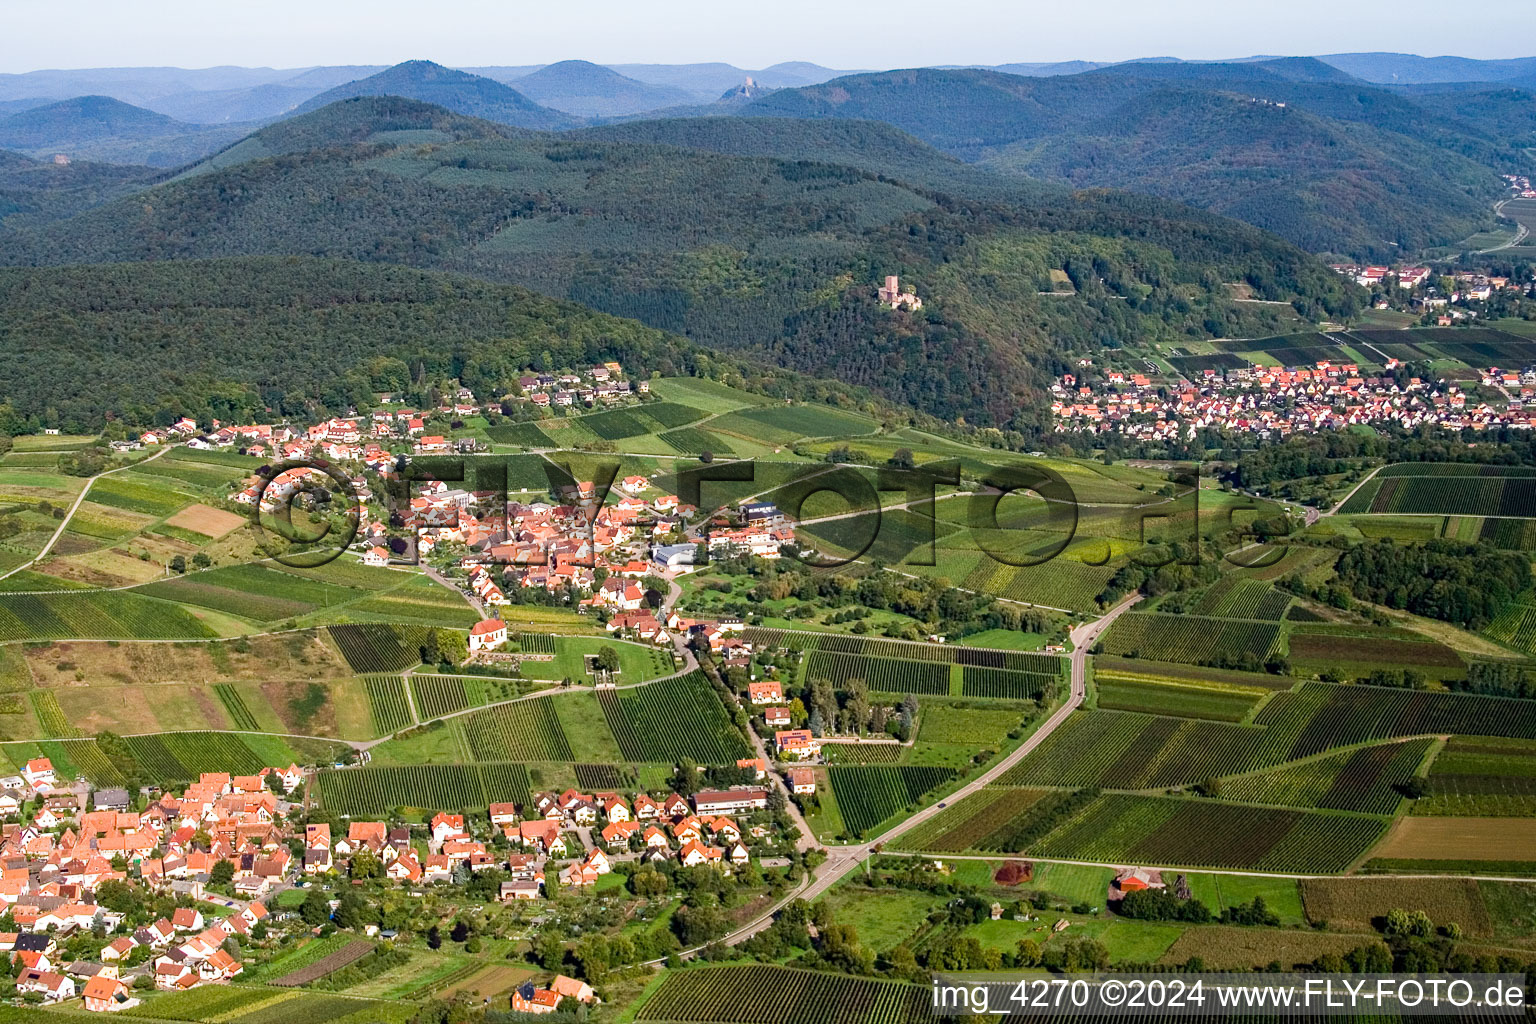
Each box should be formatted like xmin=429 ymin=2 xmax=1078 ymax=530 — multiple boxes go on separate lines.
xmin=0 ymin=446 xmax=170 ymax=583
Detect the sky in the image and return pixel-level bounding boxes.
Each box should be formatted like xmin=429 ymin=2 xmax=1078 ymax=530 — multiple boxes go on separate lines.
xmin=2 ymin=0 xmax=1531 ymax=73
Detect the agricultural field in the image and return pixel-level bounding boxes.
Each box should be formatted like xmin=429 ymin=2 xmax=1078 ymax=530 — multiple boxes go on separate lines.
xmin=1339 ymin=468 xmax=1536 ymax=518
xmin=329 ymin=624 xmax=430 ymax=673
xmin=0 ymin=589 xmax=219 ymax=641
xmin=1190 ymin=576 xmax=1293 ymax=620
xmin=1220 ymin=738 xmax=1433 ymax=814
xmin=1368 ymin=817 xmax=1536 ymax=866
xmin=1028 ymin=794 xmax=1387 ymax=872
xmin=1299 ymin=877 xmax=1495 ymax=937
xmin=634 ymin=964 xmax=934 ymax=1024
xmin=316 ymin=761 xmax=532 ymax=815
xmin=1415 ymin=736 xmax=1536 ymax=816
xmin=362 ymin=674 xmax=414 ymax=734
xmin=1099 ymin=612 xmax=1280 ymax=666
xmin=822 ymin=765 xmax=955 ymax=837
xmin=1000 ymin=682 xmax=1536 ymax=792
xmin=599 ymin=671 xmax=752 ymax=764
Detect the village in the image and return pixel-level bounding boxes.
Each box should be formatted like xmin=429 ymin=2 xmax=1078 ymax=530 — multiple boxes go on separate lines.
xmin=114 ymin=360 xmax=800 ymax=636
xmin=1051 ymin=352 xmax=1536 ymax=442
xmin=0 ymin=743 xmax=813 ymax=1015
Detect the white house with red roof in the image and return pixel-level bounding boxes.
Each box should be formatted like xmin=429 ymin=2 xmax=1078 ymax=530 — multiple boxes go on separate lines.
xmin=468 ymin=618 xmax=508 ymax=652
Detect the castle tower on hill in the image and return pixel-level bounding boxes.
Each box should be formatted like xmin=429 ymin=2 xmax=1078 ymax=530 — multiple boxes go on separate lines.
xmin=877 ymin=275 xmax=923 ymax=311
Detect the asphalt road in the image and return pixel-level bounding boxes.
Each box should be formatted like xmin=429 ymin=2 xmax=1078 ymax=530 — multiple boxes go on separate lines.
xmin=667 ymin=592 xmax=1144 ymax=956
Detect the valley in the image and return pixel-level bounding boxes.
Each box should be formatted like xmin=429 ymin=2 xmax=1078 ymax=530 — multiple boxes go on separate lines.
xmin=0 ymin=28 xmax=1535 ymax=1024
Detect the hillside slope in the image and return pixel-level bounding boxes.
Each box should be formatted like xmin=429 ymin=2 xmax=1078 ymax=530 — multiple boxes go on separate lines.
xmin=506 ymin=60 xmax=694 ymax=117
xmin=0 ymin=100 xmax=1359 ymax=434
xmin=987 ymin=89 xmax=1496 ymax=253
xmin=743 ymin=65 xmax=1510 ymax=257
xmin=0 ymin=95 xmax=252 ymax=166
xmin=292 ymin=60 xmax=579 ymax=130
xmin=0 ymin=256 xmax=825 ymax=432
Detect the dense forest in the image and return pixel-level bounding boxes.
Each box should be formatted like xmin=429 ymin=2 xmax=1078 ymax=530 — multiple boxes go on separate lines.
xmin=0 ymin=256 xmax=872 ymax=433
xmin=1331 ymin=538 xmax=1529 ymax=630
xmin=744 ymin=62 xmax=1517 ymax=258
xmin=0 ymin=99 xmax=1359 ymax=434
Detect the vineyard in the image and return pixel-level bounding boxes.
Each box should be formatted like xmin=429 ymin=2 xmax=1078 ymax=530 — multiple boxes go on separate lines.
xmin=516 ymin=632 xmax=555 ymax=654
xmin=457 ymin=700 xmax=574 ymax=761
xmin=484 ymin=421 xmax=555 ymax=447
xmin=824 ymin=765 xmax=955 ymax=836
xmin=1028 ymin=794 xmax=1388 ymax=872
xmin=803 ymin=651 xmax=950 ymax=695
xmin=1286 ymin=628 xmax=1466 ymax=676
xmin=746 ymin=627 xmax=1065 ymax=674
xmin=1479 ymin=517 xmax=1536 ymax=551
xmin=893 ymin=787 xmax=1053 ymax=852
xmin=659 ymin=427 xmax=734 ymax=456
xmin=138 ymin=563 xmax=367 ymax=622
xmin=1100 ymin=612 xmax=1280 ymax=665
xmin=600 ymin=671 xmax=751 ymax=764
xmin=635 ymin=965 xmax=936 ymax=1024
xmin=328 ymin=624 xmax=428 ymax=673
xmin=409 ymin=674 xmax=475 ymax=720
xmin=0 ymin=590 xmax=217 ymax=642
xmin=316 ymin=762 xmax=532 ymax=815
xmin=30 ymin=690 xmax=75 ymax=737
xmin=823 ymin=743 xmax=904 ymax=763
xmin=959 ymin=665 xmax=1055 ymax=700
xmin=362 ymin=675 xmax=413 ymax=735
xmin=1481 ymin=597 xmax=1536 ymax=654
xmin=891 ymin=788 xmax=1383 ymax=870
xmin=574 ymin=763 xmax=633 ymax=789
xmin=271 ymin=939 xmax=374 ymax=986
xmin=214 ymin=683 xmax=260 ymax=731
xmin=1191 ymin=577 xmax=1293 ymax=620
xmin=1000 ymin=683 xmax=1536 ymax=791
xmin=1221 ymin=739 xmax=1433 ymax=814
xmin=1340 ymin=473 xmax=1536 ymax=517
xmin=1417 ymin=736 xmax=1536 ymax=816
xmin=1094 ymin=678 xmax=1260 ymax=722
xmin=125 ymin=732 xmax=284 ymax=784
xmin=963 ymin=557 xmax=1118 ymax=613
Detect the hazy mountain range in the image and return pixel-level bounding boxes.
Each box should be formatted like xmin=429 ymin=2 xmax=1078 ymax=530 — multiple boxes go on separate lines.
xmin=1 ymin=52 xmax=1533 ymax=257
xmin=3 ymin=52 xmax=1534 ymax=124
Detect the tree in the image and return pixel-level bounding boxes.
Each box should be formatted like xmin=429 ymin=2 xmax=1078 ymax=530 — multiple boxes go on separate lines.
xmin=209 ymin=860 xmax=234 ymax=886
xmin=191 ymin=552 xmax=211 ymax=569
xmin=535 ymin=930 xmax=565 ymax=970
xmin=169 ymin=554 xmax=186 ymax=574
xmin=596 ymin=646 xmax=622 ymax=673
xmin=300 ymin=887 xmax=330 ymax=926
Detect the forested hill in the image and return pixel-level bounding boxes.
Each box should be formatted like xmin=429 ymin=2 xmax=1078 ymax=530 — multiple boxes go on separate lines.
xmin=175 ymin=96 xmax=524 ymax=178
xmin=292 ymin=60 xmax=580 ymax=131
xmin=0 ymin=95 xmax=252 ymax=167
xmin=568 ymin=117 xmax=1053 ymax=202
xmin=0 ymin=100 xmax=1359 ymax=434
xmin=0 ymin=257 xmax=849 ymax=433
xmin=742 ymin=64 xmax=1514 ymax=257
xmin=987 ymin=89 xmax=1496 ymax=254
